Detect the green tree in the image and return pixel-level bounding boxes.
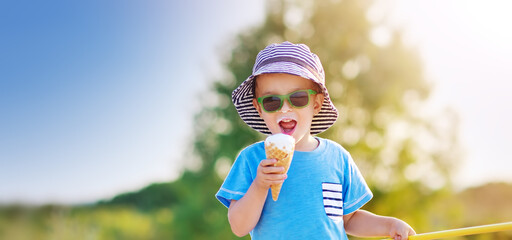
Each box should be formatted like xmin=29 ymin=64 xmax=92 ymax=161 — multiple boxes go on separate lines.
xmin=178 ymin=0 xmax=461 ymax=238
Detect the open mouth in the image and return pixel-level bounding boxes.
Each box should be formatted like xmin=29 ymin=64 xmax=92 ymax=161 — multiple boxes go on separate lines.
xmin=279 ymin=118 xmax=297 ymax=135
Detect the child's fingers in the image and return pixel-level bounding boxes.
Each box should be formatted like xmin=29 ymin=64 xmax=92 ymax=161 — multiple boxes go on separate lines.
xmin=390 ymin=232 xmax=404 ymax=240
xmin=389 ymin=218 xmax=415 ymax=240
xmin=265 ymin=175 xmax=287 ymax=185
xmin=259 ymin=159 xmax=285 ymax=173
xmin=255 ymin=159 xmax=287 ymax=187
xmin=392 ymin=228 xmax=414 ymax=240
xmin=265 ymin=172 xmax=287 ymax=180
xmin=261 ymin=166 xmax=285 ymax=174
xmin=260 ymin=158 xmax=277 ymax=167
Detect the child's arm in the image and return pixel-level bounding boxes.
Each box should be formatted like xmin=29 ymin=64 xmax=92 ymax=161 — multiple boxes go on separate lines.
xmin=227 ymin=158 xmax=287 ymax=237
xmin=344 ymin=210 xmax=416 ymax=240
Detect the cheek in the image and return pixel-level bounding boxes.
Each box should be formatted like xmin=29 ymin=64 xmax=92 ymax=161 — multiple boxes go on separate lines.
xmin=304 ymin=110 xmax=316 ymax=123
xmin=260 ymin=112 xmax=277 ymax=126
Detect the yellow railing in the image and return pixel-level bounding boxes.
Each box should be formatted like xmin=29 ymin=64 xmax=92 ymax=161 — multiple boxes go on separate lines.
xmin=382 ymin=221 xmax=512 ymax=240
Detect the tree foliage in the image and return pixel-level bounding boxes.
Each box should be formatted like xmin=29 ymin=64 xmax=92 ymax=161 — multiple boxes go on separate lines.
xmin=97 ymin=182 xmax=180 ymax=211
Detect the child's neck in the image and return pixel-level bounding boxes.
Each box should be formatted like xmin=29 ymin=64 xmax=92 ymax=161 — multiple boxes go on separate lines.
xmin=295 ymin=134 xmax=319 ymax=152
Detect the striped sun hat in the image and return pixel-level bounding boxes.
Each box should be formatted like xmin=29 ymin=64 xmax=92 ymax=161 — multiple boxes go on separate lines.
xmin=232 ymin=41 xmax=338 ymax=135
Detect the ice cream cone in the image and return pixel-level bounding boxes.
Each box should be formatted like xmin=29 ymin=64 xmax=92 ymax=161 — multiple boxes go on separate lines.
xmin=264 ymin=134 xmax=295 ymax=201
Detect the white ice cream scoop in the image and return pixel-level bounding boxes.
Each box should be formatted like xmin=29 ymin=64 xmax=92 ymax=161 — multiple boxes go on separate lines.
xmin=264 ymin=133 xmax=295 ymax=152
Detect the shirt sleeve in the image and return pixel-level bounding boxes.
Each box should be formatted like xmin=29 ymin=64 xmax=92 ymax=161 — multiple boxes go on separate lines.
xmin=215 ymin=149 xmax=256 ymax=208
xmin=342 ymin=151 xmax=373 ymax=215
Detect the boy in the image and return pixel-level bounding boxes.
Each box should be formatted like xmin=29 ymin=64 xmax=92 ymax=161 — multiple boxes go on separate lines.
xmin=216 ymin=42 xmax=415 ymax=240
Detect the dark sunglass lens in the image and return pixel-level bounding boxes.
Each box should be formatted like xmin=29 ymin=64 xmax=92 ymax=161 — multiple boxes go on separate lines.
xmin=289 ymin=91 xmax=309 ymax=107
xmin=262 ymin=96 xmax=282 ymax=112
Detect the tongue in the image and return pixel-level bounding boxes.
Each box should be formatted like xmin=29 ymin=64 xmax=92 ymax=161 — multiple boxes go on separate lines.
xmin=280 ymin=120 xmax=296 ymax=133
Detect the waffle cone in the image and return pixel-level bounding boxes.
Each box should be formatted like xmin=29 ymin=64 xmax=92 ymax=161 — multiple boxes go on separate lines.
xmin=265 ymin=143 xmax=294 ymax=201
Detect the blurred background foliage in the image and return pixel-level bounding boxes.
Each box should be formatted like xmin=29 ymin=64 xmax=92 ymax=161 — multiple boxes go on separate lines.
xmin=1 ymin=0 xmax=511 ymax=239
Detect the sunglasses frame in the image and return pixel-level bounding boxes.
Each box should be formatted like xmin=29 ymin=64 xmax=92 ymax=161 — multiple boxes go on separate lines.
xmin=257 ymin=89 xmax=318 ymax=113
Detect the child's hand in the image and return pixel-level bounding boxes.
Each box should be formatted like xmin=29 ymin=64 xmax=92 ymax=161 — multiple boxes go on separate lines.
xmin=388 ymin=218 xmax=416 ymax=240
xmin=254 ymin=159 xmax=287 ymax=190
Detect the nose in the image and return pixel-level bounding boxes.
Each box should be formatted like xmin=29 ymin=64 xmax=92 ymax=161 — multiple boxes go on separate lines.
xmin=280 ymin=99 xmax=293 ymax=112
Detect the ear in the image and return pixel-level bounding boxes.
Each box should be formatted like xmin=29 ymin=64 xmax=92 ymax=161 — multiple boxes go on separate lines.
xmin=253 ymin=98 xmax=263 ymax=116
xmin=313 ymin=93 xmax=324 ymax=115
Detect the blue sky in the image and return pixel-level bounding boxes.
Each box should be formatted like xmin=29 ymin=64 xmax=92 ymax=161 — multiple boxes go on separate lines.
xmin=0 ymin=0 xmax=264 ymax=204
xmin=2 ymin=0 xmax=512 ymax=205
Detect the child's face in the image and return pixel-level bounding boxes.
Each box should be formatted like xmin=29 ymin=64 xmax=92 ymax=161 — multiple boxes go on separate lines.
xmin=253 ymin=73 xmax=324 ymax=149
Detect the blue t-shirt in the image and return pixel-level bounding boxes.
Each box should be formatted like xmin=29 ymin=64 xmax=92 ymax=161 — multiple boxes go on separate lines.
xmin=216 ymin=137 xmax=373 ymax=240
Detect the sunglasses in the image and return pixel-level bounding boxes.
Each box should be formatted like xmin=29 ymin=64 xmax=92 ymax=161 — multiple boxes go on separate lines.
xmin=257 ymin=89 xmax=318 ymax=113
